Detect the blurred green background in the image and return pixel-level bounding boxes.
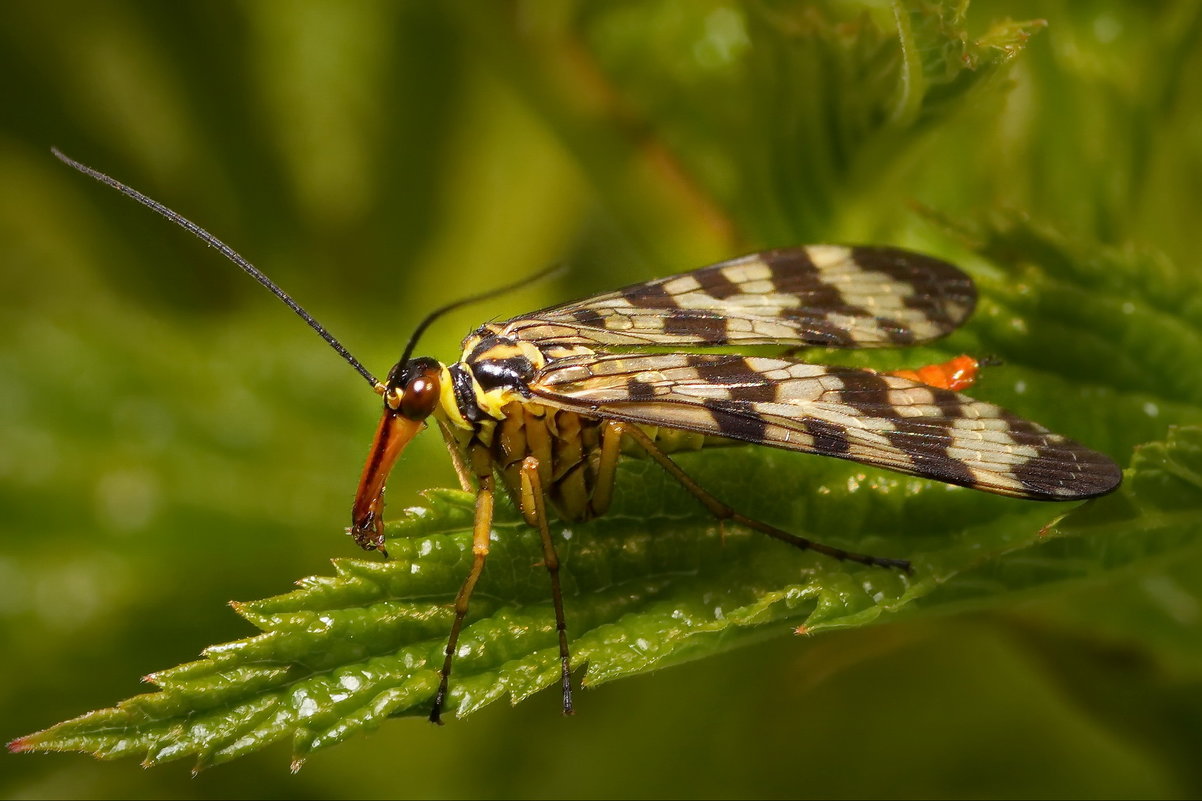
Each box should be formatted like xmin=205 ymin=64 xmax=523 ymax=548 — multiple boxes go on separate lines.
xmin=3 ymin=1 xmax=1202 ymax=798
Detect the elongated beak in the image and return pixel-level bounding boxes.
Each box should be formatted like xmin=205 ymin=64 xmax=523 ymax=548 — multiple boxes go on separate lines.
xmin=350 ymin=409 xmax=424 ymax=554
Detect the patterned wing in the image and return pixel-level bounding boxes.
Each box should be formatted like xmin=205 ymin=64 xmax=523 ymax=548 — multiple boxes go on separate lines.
xmin=531 ymin=353 xmax=1121 ymax=500
xmin=501 ymin=245 xmax=976 ymax=349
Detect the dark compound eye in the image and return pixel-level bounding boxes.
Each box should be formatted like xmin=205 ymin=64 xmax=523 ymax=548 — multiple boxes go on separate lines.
xmin=398 ymin=361 xmax=441 ymax=420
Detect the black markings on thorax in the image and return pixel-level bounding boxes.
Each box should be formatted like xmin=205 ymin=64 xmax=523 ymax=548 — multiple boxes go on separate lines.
xmin=449 ymin=363 xmax=485 ymax=423
xmin=455 ymin=336 xmax=538 ymax=423
xmin=472 ymin=356 xmax=535 ymax=394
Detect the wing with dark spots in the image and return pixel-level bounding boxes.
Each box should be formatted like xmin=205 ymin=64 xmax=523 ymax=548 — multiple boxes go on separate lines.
xmin=530 ymin=353 xmax=1121 ymax=500
xmin=501 ymin=246 xmax=977 ymax=349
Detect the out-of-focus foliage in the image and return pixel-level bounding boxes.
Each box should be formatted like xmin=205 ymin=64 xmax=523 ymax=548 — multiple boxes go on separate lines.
xmin=3 ymin=0 xmax=1202 ymax=798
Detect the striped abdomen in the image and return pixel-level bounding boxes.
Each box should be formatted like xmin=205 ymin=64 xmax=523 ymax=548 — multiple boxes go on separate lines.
xmin=487 ymin=401 xmax=734 ymax=522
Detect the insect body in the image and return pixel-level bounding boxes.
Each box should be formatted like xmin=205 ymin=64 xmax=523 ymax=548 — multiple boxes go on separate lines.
xmin=54 ymin=150 xmax=1122 ymax=725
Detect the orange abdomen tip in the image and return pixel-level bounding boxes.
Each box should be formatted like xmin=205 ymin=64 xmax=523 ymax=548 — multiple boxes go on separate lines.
xmin=888 ymin=354 xmax=980 ymax=392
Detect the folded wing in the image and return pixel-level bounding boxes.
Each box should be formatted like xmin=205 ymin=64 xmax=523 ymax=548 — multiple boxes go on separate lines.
xmin=531 ymin=352 xmax=1121 ymax=500
xmin=503 ymin=245 xmax=977 ymax=349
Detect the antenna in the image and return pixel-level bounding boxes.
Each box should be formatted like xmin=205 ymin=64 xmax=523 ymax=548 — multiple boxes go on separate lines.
xmin=396 ymin=262 xmax=565 ymax=372
xmin=51 ymin=148 xmax=381 ymax=389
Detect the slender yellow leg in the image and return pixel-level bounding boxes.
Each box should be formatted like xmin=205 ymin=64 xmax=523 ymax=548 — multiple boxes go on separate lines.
xmin=519 ymin=456 xmax=575 ymax=715
xmin=588 ymin=420 xmax=626 ymax=517
xmin=430 ymin=473 xmax=495 ymax=724
xmin=620 ymin=425 xmax=911 ymax=572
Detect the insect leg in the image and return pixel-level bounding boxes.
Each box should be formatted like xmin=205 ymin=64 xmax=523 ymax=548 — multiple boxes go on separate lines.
xmin=620 ymin=424 xmax=911 ymax=572
xmin=588 ymin=420 xmax=626 ymax=517
xmin=518 ymin=456 xmax=575 ymax=715
xmin=436 ymin=418 xmax=475 ymax=493
xmin=430 ymin=472 xmax=495 ymax=724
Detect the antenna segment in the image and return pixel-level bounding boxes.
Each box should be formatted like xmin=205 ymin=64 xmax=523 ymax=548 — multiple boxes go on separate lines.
xmin=397 ymin=262 xmax=565 ymax=369
xmin=51 ymin=147 xmax=381 ymax=388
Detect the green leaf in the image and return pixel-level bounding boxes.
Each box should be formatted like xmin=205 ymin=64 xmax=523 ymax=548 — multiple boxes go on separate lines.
xmin=10 ymin=0 xmax=1201 ymax=781
xmin=13 ymin=415 xmax=1202 ymax=769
